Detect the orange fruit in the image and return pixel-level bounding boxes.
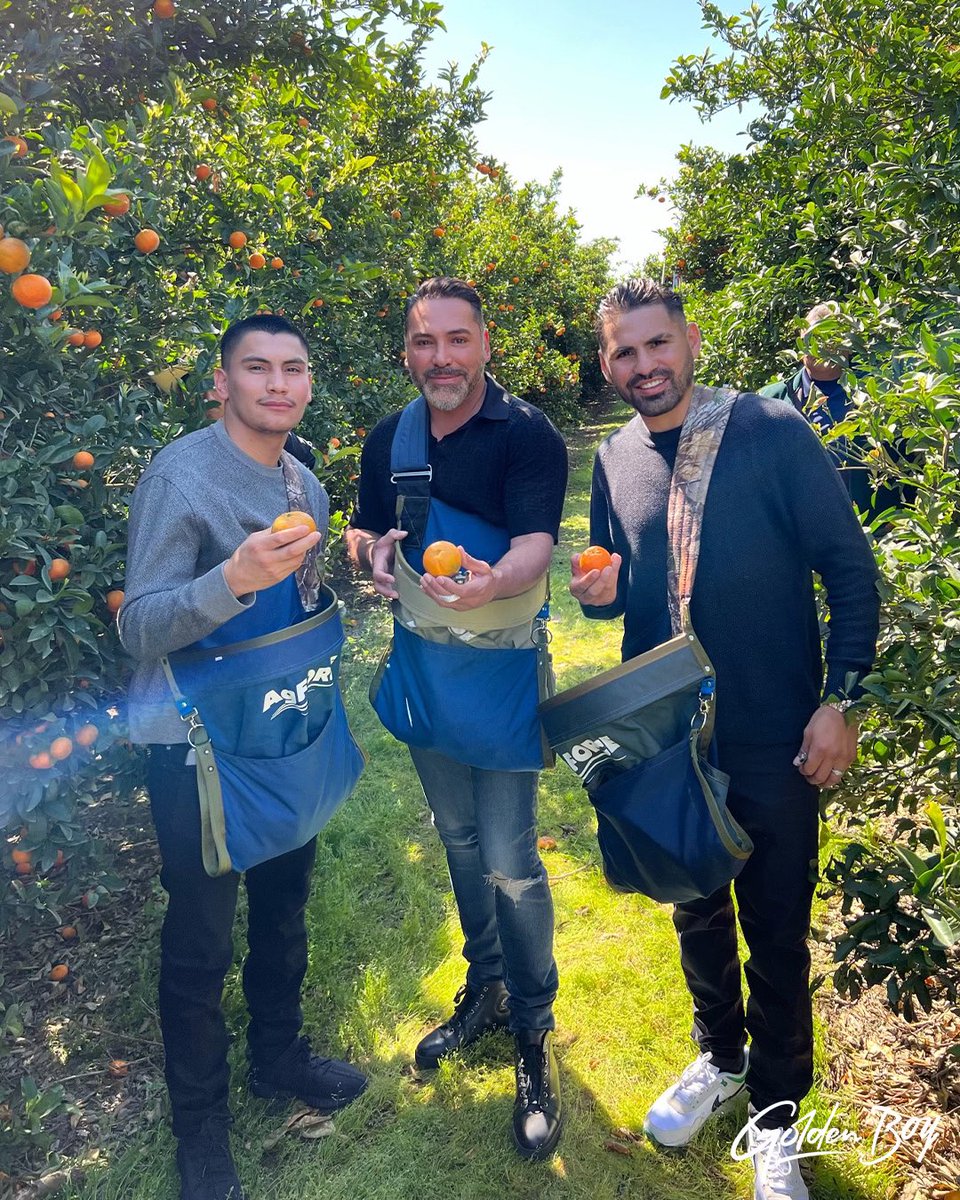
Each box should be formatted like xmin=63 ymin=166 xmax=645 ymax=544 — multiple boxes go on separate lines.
xmin=201 ymin=97 xmax=218 ymax=111
xmin=11 ymin=849 xmax=31 ymax=865
xmin=134 ymin=229 xmax=160 ymax=254
xmin=59 ymin=925 xmax=78 ymax=940
xmin=4 ymin=135 xmax=27 ymax=158
xmin=49 ymin=964 xmax=69 ymax=982
xmin=83 ymin=330 xmax=102 ymax=348
xmin=422 ymin=541 xmax=462 ymax=578
xmin=312 ymin=298 xmax=324 ymax=307
xmin=579 ymin=545 xmax=612 ymax=574
xmin=48 ymin=558 xmax=70 ymax=582
xmin=11 ymin=273 xmax=52 ymax=308
xmin=67 ymin=330 xmax=85 ymax=346
xmin=271 ymin=511 xmax=317 ymax=534
xmin=228 ymin=230 xmax=247 ymax=249
xmin=102 ymin=193 xmax=131 ymax=218
xmin=356 ymin=427 xmax=366 ymax=437
xmin=49 ymin=308 xmax=62 ymax=320
xmin=75 ymin=723 xmax=99 ymax=747
xmin=108 ymin=1060 xmax=130 ymax=1078
xmin=106 ymin=589 xmax=125 ymax=614
xmin=432 ymin=226 xmax=445 ymax=237
xmin=390 ymin=209 xmax=401 ymax=219
xmin=195 ymin=163 xmax=212 ymax=180
xmin=248 ymin=252 xmax=265 ymax=269
xmin=73 ymin=450 xmax=95 ymax=469
xmin=0 ymin=236 xmax=30 ymax=274
xmin=153 ymin=0 xmax=175 ymax=16
xmin=538 ymin=835 xmax=558 ymax=851
xmin=28 ymin=751 xmax=51 ymax=770
xmin=270 ymin=256 xmax=284 ymax=269
xmin=329 ymin=437 xmax=340 ymax=449
xmin=49 ymin=737 xmax=73 ymax=761
xmin=15 ymin=861 xmax=32 ymax=875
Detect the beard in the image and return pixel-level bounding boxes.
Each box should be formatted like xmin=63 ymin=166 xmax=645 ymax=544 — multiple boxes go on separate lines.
xmin=618 ymin=355 xmax=695 ymax=419
xmin=410 ymin=363 xmax=486 ymax=412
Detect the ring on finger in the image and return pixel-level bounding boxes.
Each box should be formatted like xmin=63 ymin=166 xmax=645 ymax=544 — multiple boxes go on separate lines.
xmin=830 ymin=767 xmax=843 ymax=777
xmin=797 ymin=750 xmax=808 ymax=765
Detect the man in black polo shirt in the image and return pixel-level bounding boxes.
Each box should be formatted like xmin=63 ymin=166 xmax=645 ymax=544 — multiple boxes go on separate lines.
xmin=346 ymin=277 xmax=567 ymax=1161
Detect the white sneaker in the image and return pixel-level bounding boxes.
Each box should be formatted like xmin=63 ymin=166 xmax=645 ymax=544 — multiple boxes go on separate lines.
xmin=748 ymin=1124 xmax=810 ymax=1200
xmin=643 ymin=1048 xmax=748 ymax=1147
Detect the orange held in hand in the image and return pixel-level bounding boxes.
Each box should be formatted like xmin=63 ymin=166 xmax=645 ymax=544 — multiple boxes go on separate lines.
xmin=272 ymin=511 xmax=317 ymax=534
xmin=579 ymin=545 xmax=612 ymax=573
xmin=422 ymin=541 xmax=462 ymax=578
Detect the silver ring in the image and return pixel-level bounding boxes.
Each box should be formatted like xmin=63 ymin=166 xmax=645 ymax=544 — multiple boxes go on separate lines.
xmin=797 ymin=751 xmax=808 ymax=765
xmin=830 ymin=767 xmax=843 ymax=777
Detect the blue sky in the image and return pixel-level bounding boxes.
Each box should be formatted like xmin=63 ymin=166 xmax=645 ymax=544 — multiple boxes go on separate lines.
xmin=416 ymin=0 xmax=757 ymax=268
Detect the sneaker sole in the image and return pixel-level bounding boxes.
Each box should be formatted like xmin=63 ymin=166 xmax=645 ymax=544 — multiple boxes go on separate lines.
xmin=642 ymin=1079 xmax=748 ymax=1148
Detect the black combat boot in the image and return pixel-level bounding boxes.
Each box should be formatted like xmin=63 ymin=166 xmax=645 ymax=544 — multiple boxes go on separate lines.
xmin=513 ymin=1029 xmax=562 ymax=1160
xmin=414 ymin=981 xmax=510 ymax=1069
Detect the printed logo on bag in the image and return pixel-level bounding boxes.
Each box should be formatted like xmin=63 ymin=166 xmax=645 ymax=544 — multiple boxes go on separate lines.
xmin=261 ymin=656 xmax=338 ymax=719
xmin=561 ymin=735 xmax=630 ymax=785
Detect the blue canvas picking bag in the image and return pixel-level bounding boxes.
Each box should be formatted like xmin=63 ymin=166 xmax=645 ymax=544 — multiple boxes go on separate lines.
xmin=162 ymin=583 xmax=364 ymax=877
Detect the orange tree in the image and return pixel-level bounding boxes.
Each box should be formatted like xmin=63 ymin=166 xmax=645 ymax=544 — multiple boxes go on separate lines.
xmin=0 ymin=1 xmax=613 ymax=951
xmin=650 ymin=0 xmax=960 ymax=1015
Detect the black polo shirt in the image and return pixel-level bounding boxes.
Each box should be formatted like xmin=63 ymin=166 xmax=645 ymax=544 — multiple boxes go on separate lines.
xmin=350 ymin=375 xmax=568 ymax=541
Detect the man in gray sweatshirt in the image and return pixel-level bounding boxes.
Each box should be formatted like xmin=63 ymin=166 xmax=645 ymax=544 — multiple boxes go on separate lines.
xmin=119 ymin=315 xmax=366 ymax=1200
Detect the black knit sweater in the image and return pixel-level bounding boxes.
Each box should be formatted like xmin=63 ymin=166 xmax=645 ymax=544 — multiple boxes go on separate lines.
xmin=583 ymin=393 xmax=880 ymax=746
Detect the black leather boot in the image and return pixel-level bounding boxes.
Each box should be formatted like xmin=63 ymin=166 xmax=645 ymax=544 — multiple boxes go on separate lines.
xmin=414 ymin=981 xmax=510 ymax=1069
xmin=513 ymin=1029 xmax=562 ymax=1161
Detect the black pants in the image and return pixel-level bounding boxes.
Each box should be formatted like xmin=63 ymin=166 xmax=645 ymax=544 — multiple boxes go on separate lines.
xmin=672 ymin=742 xmax=819 ymax=1130
xmin=147 ymin=745 xmax=317 ymax=1137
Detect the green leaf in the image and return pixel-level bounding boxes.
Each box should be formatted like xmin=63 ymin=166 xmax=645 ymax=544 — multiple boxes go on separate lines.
xmin=925 ymin=800 xmax=948 ymax=857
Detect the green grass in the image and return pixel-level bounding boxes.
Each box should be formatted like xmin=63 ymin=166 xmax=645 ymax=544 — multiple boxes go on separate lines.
xmin=66 ymin=410 xmax=899 ymax=1200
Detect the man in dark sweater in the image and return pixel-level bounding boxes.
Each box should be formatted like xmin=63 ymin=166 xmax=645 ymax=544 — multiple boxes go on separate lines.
xmin=570 ymin=280 xmax=879 ymax=1200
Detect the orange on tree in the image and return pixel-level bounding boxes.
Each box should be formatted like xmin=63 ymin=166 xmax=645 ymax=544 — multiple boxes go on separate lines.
xmin=579 ymin=545 xmax=612 ymax=573
xmin=72 ymin=450 xmax=95 ymax=469
xmin=49 ymin=737 xmax=73 ymax=761
xmin=270 ymin=256 xmax=284 ymax=269
xmin=102 ymin=193 xmax=131 ymax=218
xmin=228 ymin=230 xmax=247 ymax=248
xmin=48 ymin=558 xmax=71 ymax=581
xmin=15 ymin=861 xmax=32 ymax=876
xmin=106 ymin=589 xmax=125 ymax=614
xmin=153 ymin=0 xmax=176 ymax=16
xmin=67 ymin=329 xmax=84 ymax=346
xmin=201 ymin=97 xmax=218 ymax=111
xmin=75 ymin=723 xmax=99 ymax=747
xmin=83 ymin=330 xmax=102 ymax=348
xmin=271 ymin=511 xmax=317 ymax=534
xmin=195 ymin=163 xmax=212 ymax=181
xmin=49 ymin=964 xmax=69 ymax=982
xmin=4 ymin=135 xmax=27 ymax=157
xmin=422 ymin=540 xmax=462 ymax=578
xmin=59 ymin=926 xmax=77 ymax=940
xmin=11 ymin=849 xmax=31 ymax=865
xmin=11 ymin=273 xmax=53 ymax=308
xmin=29 ymin=752 xmax=53 ymax=769
xmin=248 ymin=252 xmax=265 ymax=269
xmin=134 ymin=229 xmax=160 ymax=254
xmin=0 ymin=236 xmax=30 ymax=274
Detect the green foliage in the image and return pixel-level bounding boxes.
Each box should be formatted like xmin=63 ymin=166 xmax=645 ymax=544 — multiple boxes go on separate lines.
xmin=0 ymin=3 xmax=612 ymax=944
xmin=656 ymin=0 xmax=960 ymax=1011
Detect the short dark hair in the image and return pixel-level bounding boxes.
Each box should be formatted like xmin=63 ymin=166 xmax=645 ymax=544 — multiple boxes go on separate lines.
xmin=220 ymin=314 xmax=310 ymax=370
xmin=595 ymin=279 xmax=686 ymax=347
xmin=404 ymin=276 xmax=485 ymax=332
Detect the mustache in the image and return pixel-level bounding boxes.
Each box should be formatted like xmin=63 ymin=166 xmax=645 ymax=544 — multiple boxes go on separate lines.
xmin=425 ymin=368 xmax=467 ymax=380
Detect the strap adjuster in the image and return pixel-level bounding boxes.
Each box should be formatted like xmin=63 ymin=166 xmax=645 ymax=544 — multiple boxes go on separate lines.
xmin=390 ymin=466 xmax=432 ymax=484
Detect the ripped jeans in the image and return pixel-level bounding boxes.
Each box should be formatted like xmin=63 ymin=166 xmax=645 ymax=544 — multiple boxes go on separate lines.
xmin=409 ymin=745 xmax=558 ymax=1031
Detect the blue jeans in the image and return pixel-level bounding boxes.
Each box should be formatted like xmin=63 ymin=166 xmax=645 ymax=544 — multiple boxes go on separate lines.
xmin=409 ymin=745 xmax=558 ymax=1031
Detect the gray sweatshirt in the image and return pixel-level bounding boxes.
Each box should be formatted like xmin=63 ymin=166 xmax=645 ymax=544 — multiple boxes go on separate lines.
xmin=119 ymin=420 xmax=329 ymax=745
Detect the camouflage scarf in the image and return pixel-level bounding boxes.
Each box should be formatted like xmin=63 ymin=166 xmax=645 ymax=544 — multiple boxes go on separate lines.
xmin=280 ymin=449 xmax=323 ymax=612
xmin=666 ymin=384 xmax=739 ymax=635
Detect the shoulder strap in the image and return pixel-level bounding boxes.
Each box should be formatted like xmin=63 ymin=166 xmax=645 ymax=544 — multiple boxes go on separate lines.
xmin=666 ymin=385 xmax=738 ymax=635
xmin=390 ymin=396 xmax=432 ymax=549
xmin=279 ymin=449 xmax=322 ymax=612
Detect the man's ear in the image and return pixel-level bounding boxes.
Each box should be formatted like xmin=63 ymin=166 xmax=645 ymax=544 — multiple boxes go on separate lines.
xmin=212 ymin=365 xmax=229 ymax=400
xmin=686 ymin=321 xmax=702 ymax=360
xmin=482 ymin=328 xmax=491 ymax=363
xmin=598 ymin=351 xmax=612 ymax=384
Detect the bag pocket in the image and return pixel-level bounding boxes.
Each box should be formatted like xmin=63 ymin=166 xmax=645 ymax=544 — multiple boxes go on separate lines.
xmin=202 ymin=697 xmax=364 ymax=875
xmin=370 ymin=622 xmax=543 ymax=770
xmin=589 ymin=738 xmax=748 ymax=904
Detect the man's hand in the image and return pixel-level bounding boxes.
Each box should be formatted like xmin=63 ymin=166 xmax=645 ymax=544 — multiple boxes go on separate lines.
xmin=223 ymin=524 xmax=321 ymax=598
xmin=793 ymin=705 xmax=859 ymax=788
xmin=367 ymin=528 xmax=407 ymax=600
xmin=569 ymin=549 xmax=622 ymax=607
xmin=420 ymin=547 xmax=499 ymax=611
